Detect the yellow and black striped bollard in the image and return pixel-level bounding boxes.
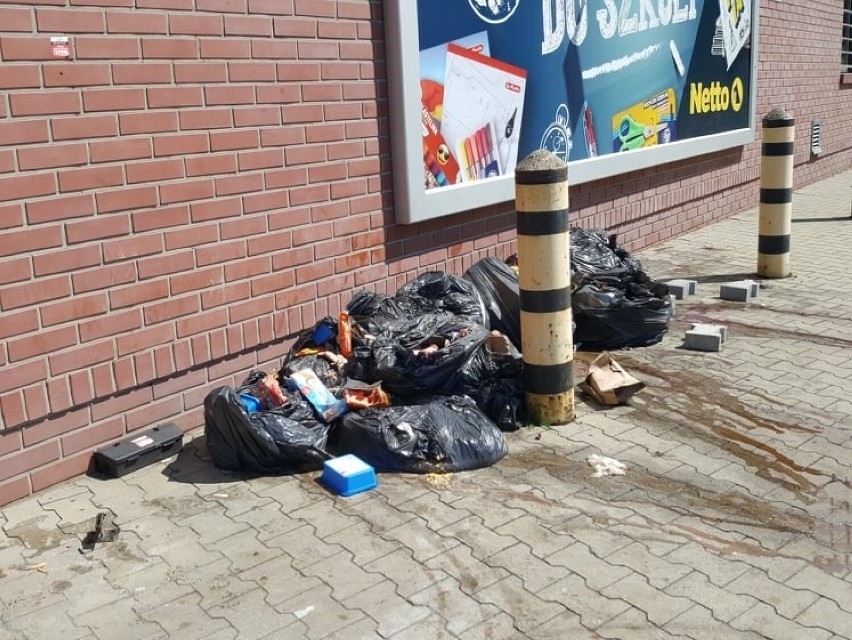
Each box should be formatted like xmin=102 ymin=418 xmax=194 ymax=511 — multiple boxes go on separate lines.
xmin=758 ymin=108 xmax=795 ymax=278
xmin=514 ymin=150 xmax=574 ymax=425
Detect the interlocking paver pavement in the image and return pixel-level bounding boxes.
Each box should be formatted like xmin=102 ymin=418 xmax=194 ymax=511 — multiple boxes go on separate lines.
xmin=2 ymin=170 xmax=852 ymax=639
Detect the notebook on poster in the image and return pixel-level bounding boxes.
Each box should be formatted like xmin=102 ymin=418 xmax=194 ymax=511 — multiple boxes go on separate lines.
xmin=440 ymin=43 xmax=527 ymax=179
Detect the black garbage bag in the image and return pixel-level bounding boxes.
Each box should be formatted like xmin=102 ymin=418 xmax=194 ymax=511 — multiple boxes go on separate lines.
xmin=329 ymin=395 xmax=508 ymax=473
xmin=347 ymin=291 xmax=448 ymax=340
xmin=572 ymin=283 xmax=673 ymax=350
xmin=396 ymin=272 xmax=489 ymax=329
xmin=373 ymin=319 xmax=489 ymax=397
xmin=204 ymin=384 xmax=330 ymax=473
xmin=570 ymin=228 xmax=634 ymax=289
xmin=463 ymin=257 xmax=521 ymax=351
xmin=444 ymin=343 xmax=526 ymax=431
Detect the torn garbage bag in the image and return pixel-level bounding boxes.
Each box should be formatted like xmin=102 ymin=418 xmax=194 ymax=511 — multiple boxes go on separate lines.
xmin=372 ymin=319 xmax=489 ymax=397
xmin=204 ymin=383 xmax=330 ymax=473
xmin=396 ymin=271 xmax=489 ymax=329
xmin=329 ymin=395 xmax=508 ymax=473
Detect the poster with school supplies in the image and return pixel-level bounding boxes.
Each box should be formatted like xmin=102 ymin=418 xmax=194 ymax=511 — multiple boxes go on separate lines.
xmin=440 ymin=43 xmax=526 ymax=179
xmin=384 ymin=0 xmax=758 ymax=222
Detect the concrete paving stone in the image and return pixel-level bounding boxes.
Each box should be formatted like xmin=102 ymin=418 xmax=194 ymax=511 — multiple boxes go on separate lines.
xmin=725 ymin=567 xmax=820 ymax=618
xmin=264 ymin=523 xmax=346 ymax=571
xmin=183 ymin=508 xmax=252 ymax=545
xmin=89 ymin=479 xmax=166 ymax=525
xmin=547 ymin=514 xmax=634 ymax=559
xmin=424 ymin=543 xmax=510 ymax=597
xmin=526 ymin=610 xmax=603 ymax=639
xmin=105 ymin=559 xmax=194 ymax=612
xmin=202 ymin=485 xmax=275 ymax=518
xmin=536 ymin=572 xmax=632 ymax=630
xmin=409 ymin=576 xmax=501 ymax=635
xmin=143 ymin=490 xmax=221 ymax=525
xmin=786 ymin=566 xmax=852 ymax=614
xmin=324 ymin=520 xmax=402 ymax=565
xmin=546 ymin=542 xmax=632 ymax=591
xmin=0 ymin=569 xmax=67 ymax=622
xmin=338 ymin=493 xmax=418 ymax=534
xmin=458 ymin=611 xmax=530 ymax=640
xmin=138 ymin=591 xmax=233 ymax=639
xmin=486 ymin=542 xmax=569 ymax=594
xmin=362 ymin=548 xmax=448 ymax=599
xmin=664 ymin=570 xmax=759 ymax=622
xmin=727 ymin=549 xmax=812 ymax=583
xmin=289 ymin=496 xmax=367 ymax=539
xmin=384 ymin=613 xmax=456 ymax=640
xmin=595 ymin=606 xmax=693 ymax=639
xmin=664 ymin=603 xmax=766 ymax=639
xmin=5 ymin=601 xmax=92 ymax=640
xmin=341 ymin=579 xmax=433 ymax=637
xmin=73 ymin=598 xmax=167 ymax=640
xmin=51 ymin=558 xmax=130 ymax=617
xmin=273 ymin=583 xmax=366 ymax=640
xmin=437 ymin=515 xmax=518 ymax=562
xmin=600 ymin=571 xmax=694 ymax=626
xmin=171 ymin=556 xmax=256 ymax=610
xmin=374 ymin=474 xmax=432 ymax=507
xmin=251 ymin=475 xmax=326 ymax=514
xmin=205 ymin=587 xmax=299 ymax=640
xmin=238 ymin=555 xmax=321 ymax=606
xmin=604 ymin=541 xmax=692 ymax=589
xmin=230 ymin=499 xmax=303 ymax=542
xmin=506 ymin=467 xmax=585 ymax=503
xmin=474 ymin=576 xmax=567 ymax=633
xmin=448 ymin=494 xmax=527 ymax=530
xmin=121 ymin=516 xmax=223 ymax=572
xmin=202 ymin=526 xmax=282 ymax=573
xmin=379 ymin=516 xmax=460 ymax=563
xmin=37 ymin=481 xmax=92 ymax=506
xmin=2 ymin=509 xmax=68 ymax=555
xmin=731 ymin=601 xmax=834 ymax=640
xmin=303 ymin=549 xmax=386 ymax=600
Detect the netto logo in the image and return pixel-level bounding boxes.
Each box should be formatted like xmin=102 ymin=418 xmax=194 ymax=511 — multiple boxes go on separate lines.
xmin=689 ymin=77 xmax=744 ymax=114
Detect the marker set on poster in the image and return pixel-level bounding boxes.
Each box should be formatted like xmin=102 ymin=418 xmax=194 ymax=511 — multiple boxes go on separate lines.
xmin=456 ymin=123 xmax=500 ymax=182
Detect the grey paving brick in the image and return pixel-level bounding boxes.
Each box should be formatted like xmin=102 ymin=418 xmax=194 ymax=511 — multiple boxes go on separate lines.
xmin=5 ymin=602 xmax=91 ymax=640
xmin=273 ymin=584 xmax=365 ymax=640
xmin=0 ymin=570 xmax=66 ymax=622
xmin=73 ymin=598 xmax=167 ymax=640
xmin=425 ymin=544 xmax=510 ymax=596
xmin=386 ymin=613 xmax=455 ymax=640
xmin=251 ymin=475 xmax=325 ymax=514
xmin=525 ymin=610 xmax=599 ymax=639
xmin=409 ymin=576 xmax=500 ymax=635
xmin=183 ymin=508 xmax=251 ymax=545
xmin=487 ymin=542 xmax=569 ymax=594
xmin=494 ymin=515 xmax=576 ymax=560
xmin=601 ymin=572 xmax=693 ymax=626
xmin=664 ymin=570 xmax=758 ymax=622
xmin=732 ymin=602 xmax=834 ymax=640
xmin=726 ymin=567 xmax=819 ymax=618
xmin=474 ymin=576 xmax=566 ymax=633
xmin=546 ymin=541 xmax=632 ymax=591
xmin=395 ymin=492 xmax=473 ymax=532
xmin=378 ymin=516 xmax=460 ymax=563
xmin=794 ymin=596 xmax=852 ymax=637
xmin=138 ymin=592 xmax=232 ymax=640
xmin=323 ymin=520 xmax=401 ymax=565
xmin=264 ymin=523 xmax=345 ymax=571
xmin=596 ymin=606 xmax=690 ymax=639
xmin=205 ymin=587 xmax=298 ymax=640
xmin=363 ymin=548 xmax=448 ymax=598
xmin=289 ymin=497 xmax=367 ymax=539
xmin=106 ymin=560 xmax=194 ymax=613
xmin=661 ymin=542 xmax=752 ymax=587
xmin=338 ymin=493 xmax=418 ymax=533
xmin=231 ymin=500 xmax=303 ymax=542
xmin=458 ymin=611 xmax=529 ymax=640
xmin=239 ymin=556 xmax=322 ymax=606
xmin=664 ymin=603 xmax=765 ymax=639
xmin=604 ymin=541 xmax=692 ymax=589
xmin=341 ymin=579 xmax=432 ymax=637
xmin=537 ymin=572 xmax=632 ymax=630
xmin=302 ymin=549 xmax=385 ymax=600
xmin=550 ymin=514 xmax=634 ymax=558
xmin=202 ymin=527 xmax=282 ymax=573
xmin=438 ymin=515 xmax=518 ymax=561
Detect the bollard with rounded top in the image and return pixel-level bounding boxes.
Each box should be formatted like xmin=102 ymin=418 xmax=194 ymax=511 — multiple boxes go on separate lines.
xmin=515 ymin=150 xmax=574 ymax=425
xmin=758 ymin=108 xmax=794 ymax=277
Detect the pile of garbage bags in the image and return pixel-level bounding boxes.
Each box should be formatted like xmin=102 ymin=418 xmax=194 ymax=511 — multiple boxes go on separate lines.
xmin=204 ymin=229 xmax=671 ymax=475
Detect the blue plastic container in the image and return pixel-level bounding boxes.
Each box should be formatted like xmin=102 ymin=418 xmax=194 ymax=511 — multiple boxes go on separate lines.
xmin=320 ymin=455 xmax=378 ymax=497
xmin=239 ymin=393 xmax=262 ymax=413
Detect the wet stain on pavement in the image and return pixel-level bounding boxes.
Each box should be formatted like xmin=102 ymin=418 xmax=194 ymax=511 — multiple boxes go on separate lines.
xmin=4 ymin=516 xmax=68 ymax=553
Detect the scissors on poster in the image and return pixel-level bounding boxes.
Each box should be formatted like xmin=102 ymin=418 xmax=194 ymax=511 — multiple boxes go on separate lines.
xmin=617 ymin=116 xmax=668 ymax=151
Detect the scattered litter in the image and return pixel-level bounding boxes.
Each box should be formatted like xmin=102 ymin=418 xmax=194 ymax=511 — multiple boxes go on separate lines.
xmin=425 ymin=472 xmax=453 ymax=488
xmin=587 ymin=454 xmax=627 ymax=477
xmin=212 ymin=493 xmax=229 ymax=499
xmin=80 ymin=512 xmax=120 ymax=553
xmin=27 ymin=563 xmax=47 ymax=573
xmin=320 ymin=455 xmax=378 ymax=497
xmin=579 ymin=352 xmax=645 ymax=405
xmin=293 ymin=605 xmax=315 ymax=620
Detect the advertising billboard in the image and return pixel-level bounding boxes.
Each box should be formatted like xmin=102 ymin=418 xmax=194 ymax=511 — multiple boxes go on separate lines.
xmin=384 ymin=0 xmax=758 ymax=223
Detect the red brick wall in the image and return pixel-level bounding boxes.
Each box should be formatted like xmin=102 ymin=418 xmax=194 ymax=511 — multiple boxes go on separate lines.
xmin=0 ymin=0 xmax=850 ymax=505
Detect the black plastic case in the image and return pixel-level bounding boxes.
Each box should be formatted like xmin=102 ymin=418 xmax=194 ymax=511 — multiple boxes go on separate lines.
xmin=93 ymin=423 xmax=184 ymax=478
